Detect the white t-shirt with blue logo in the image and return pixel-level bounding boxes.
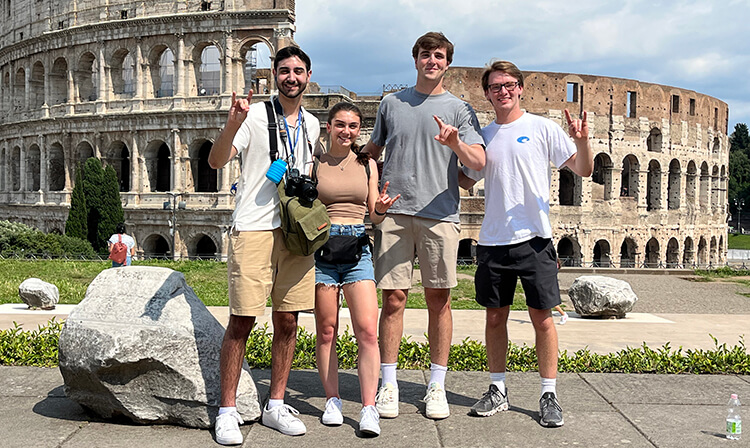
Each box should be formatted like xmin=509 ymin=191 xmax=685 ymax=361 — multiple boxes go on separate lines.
xmin=464 ymin=112 xmax=577 ymax=246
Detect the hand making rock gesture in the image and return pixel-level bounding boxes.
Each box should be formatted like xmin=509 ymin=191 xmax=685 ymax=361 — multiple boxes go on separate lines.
xmin=375 ymin=181 xmax=401 ymax=215
xmin=433 ymin=115 xmax=460 ymax=149
xmin=564 ymin=109 xmax=589 ymax=144
xmin=227 ymin=90 xmax=252 ymax=128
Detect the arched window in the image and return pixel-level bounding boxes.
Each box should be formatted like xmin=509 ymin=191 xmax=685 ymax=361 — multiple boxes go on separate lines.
xmin=50 ymin=58 xmax=68 ymax=106
xmin=192 ymin=140 xmax=217 ymax=192
xmin=666 ymin=238 xmax=679 ymax=268
xmin=667 ymin=159 xmax=680 ymax=210
xmin=645 ymin=237 xmax=660 ymax=268
xmin=593 ymin=240 xmax=611 ymax=267
xmin=112 ymin=49 xmax=135 ymax=97
xmin=198 ymin=45 xmax=221 ymax=96
xmin=48 ymin=143 xmax=66 ymax=191
xmin=77 ymin=52 xmax=97 ymax=102
xmin=683 ymin=237 xmax=694 ymax=267
xmin=620 ymin=155 xmax=639 ymax=198
xmin=557 ymin=237 xmax=581 ymax=267
xmin=76 ymin=141 xmax=94 ymax=167
xmin=620 ymin=238 xmax=636 ymax=268
xmin=155 ymin=48 xmax=174 ymax=98
xmin=709 ymin=236 xmax=717 ymax=266
xmin=27 ymin=144 xmax=41 ymax=191
xmin=457 ymin=238 xmax=477 ymax=262
xmin=108 ymin=142 xmax=131 ymax=192
xmin=192 ymin=234 xmax=218 ymax=260
xmin=14 ymin=68 xmax=25 ymax=110
xmin=30 ymin=62 xmax=45 ymax=109
xmin=647 ymin=127 xmax=662 ymax=152
xmin=685 ymin=161 xmax=697 ymax=206
xmin=558 ymin=167 xmax=581 ymax=206
xmin=11 ymin=146 xmax=21 ymax=191
xmin=592 ymin=153 xmax=613 ymax=201
xmin=145 ymin=140 xmax=171 ymax=192
xmin=697 ymin=236 xmax=707 ymax=267
xmin=143 ymin=234 xmax=170 ymax=259
xmin=243 ymin=42 xmax=272 ymax=94
xmin=646 ymin=160 xmax=661 ymax=211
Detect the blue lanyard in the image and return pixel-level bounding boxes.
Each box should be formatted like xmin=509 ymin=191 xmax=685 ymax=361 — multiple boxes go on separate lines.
xmin=281 ymin=110 xmax=303 ymax=165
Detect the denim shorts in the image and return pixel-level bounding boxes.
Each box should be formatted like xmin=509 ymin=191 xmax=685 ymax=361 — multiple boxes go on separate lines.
xmin=315 ymin=224 xmax=375 ymax=286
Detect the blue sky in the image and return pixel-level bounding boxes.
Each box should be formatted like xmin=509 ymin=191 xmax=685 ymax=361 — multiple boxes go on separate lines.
xmin=293 ymin=0 xmax=750 ymax=134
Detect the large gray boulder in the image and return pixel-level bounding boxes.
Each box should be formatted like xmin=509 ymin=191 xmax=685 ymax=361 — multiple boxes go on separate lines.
xmin=568 ymin=275 xmax=638 ymax=318
xmin=18 ymin=278 xmax=59 ymax=309
xmin=58 ymin=266 xmax=260 ymax=428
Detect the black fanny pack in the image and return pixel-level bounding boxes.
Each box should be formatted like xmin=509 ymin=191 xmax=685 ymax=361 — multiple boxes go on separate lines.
xmin=315 ymin=234 xmax=370 ymax=264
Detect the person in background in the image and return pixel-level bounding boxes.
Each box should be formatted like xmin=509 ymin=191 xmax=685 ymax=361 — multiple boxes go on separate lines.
xmin=108 ymin=223 xmax=136 ymax=267
xmin=313 ymin=102 xmax=399 ymax=436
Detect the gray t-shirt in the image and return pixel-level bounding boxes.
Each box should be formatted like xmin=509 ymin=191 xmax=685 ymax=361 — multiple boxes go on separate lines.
xmin=371 ymin=87 xmax=484 ymax=222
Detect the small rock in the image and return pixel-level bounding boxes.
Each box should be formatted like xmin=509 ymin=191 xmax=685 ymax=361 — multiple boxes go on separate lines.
xmin=568 ymin=275 xmax=638 ymax=318
xmin=18 ymin=278 xmax=59 ymax=310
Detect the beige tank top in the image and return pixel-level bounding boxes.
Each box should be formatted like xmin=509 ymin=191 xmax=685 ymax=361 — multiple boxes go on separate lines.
xmin=316 ymin=152 xmax=368 ymax=221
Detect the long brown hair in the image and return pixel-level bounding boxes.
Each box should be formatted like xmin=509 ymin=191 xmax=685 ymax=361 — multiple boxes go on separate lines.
xmin=327 ymin=102 xmax=369 ymax=166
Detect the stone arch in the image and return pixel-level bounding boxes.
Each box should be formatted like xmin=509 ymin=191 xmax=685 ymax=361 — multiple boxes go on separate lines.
xmin=647 ymin=127 xmax=662 ymax=152
xmin=49 ymin=57 xmax=68 ymax=106
xmin=144 ymin=140 xmax=171 ymax=192
xmin=697 ymin=236 xmax=707 ymax=267
xmin=14 ymin=67 xmax=25 ymax=110
xmin=712 ymin=137 xmax=720 ymax=154
xmin=593 ymin=239 xmax=611 ymax=267
xmin=457 ymin=238 xmax=477 ymax=262
xmin=111 ymin=48 xmax=135 ymax=97
xmin=142 ymin=233 xmax=170 ymax=259
xmin=76 ymin=141 xmax=95 ymax=167
xmin=711 ymin=165 xmax=720 ymax=211
xmin=558 ymin=167 xmax=581 ymax=206
xmin=240 ymin=39 xmax=273 ymax=95
xmin=647 ymin=159 xmax=661 ymax=211
xmin=30 ymin=61 xmax=45 ymax=109
xmin=107 ymin=141 xmax=131 ymax=192
xmin=686 ymin=160 xmax=697 ymax=205
xmin=149 ymin=45 xmax=175 ymax=98
xmin=699 ymin=161 xmax=709 ymax=211
xmin=194 ymin=43 xmax=222 ymax=96
xmin=189 ymin=233 xmax=219 ymax=260
xmin=48 ymin=142 xmax=66 ymax=191
xmin=683 ymin=236 xmax=694 ymax=267
xmin=557 ymin=236 xmax=581 ymax=267
xmin=620 ymin=237 xmax=636 ymax=268
xmin=189 ymin=139 xmax=217 ymax=192
xmin=2 ymin=71 xmax=9 ymax=115
xmin=666 ymin=237 xmax=680 ymax=268
xmin=645 ymin=237 xmax=660 ymax=268
xmin=667 ymin=159 xmax=680 ymax=210
xmin=77 ymin=51 xmax=98 ymax=102
xmin=709 ymin=236 xmax=717 ymax=266
xmin=620 ymin=154 xmax=639 ymax=198
xmin=27 ymin=144 xmax=41 ymax=191
xmin=592 ymin=153 xmax=613 ymax=201
xmin=11 ymin=145 xmax=21 ymax=191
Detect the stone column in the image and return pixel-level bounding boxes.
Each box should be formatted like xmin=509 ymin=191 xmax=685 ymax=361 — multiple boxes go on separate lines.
xmin=94 ymin=132 xmax=103 ymax=159
xmin=42 ymin=62 xmax=50 ymax=118
xmin=131 ymin=132 xmax=141 ymax=193
xmin=223 ymin=31 xmax=233 ymax=95
xmin=175 ymin=34 xmax=186 ymax=97
xmin=67 ymin=67 xmax=75 ymax=114
xmin=24 ymin=64 xmax=30 ymax=110
xmin=134 ymin=38 xmax=144 ymax=110
xmin=19 ymin=142 xmax=27 ymax=192
xmin=39 ymin=134 xmax=48 ymax=192
xmin=97 ymin=46 xmax=107 ymax=114
xmin=637 ymin=169 xmax=648 ymax=212
xmin=169 ymin=128 xmax=179 ymax=191
xmin=64 ymin=132 xmax=73 ymax=190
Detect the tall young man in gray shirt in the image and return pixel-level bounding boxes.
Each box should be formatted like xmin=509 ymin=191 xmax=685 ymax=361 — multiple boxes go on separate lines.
xmin=363 ymin=31 xmax=485 ymax=420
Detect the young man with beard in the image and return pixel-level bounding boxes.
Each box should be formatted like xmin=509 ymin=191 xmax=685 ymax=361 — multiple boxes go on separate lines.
xmin=208 ymin=46 xmax=320 ymax=444
xmin=363 ymin=32 xmax=485 ymax=420
xmin=460 ymin=60 xmax=592 ymax=427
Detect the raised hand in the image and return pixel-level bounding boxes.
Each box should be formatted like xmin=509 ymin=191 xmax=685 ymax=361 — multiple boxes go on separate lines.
xmin=227 ymin=90 xmax=252 ymax=128
xmin=375 ymin=181 xmax=401 ymax=215
xmin=433 ymin=115 xmax=460 ymax=149
xmin=564 ymin=109 xmax=589 ymax=143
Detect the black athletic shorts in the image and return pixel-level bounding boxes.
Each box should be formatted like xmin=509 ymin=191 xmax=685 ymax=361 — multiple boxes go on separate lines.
xmin=474 ymin=237 xmax=561 ymax=310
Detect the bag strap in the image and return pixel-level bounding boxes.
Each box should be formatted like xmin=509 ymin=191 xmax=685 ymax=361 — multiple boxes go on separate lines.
xmin=264 ymin=100 xmax=278 ymax=162
xmin=312 ymin=156 xmax=320 ymax=182
xmin=118 ymin=234 xmax=122 ymax=243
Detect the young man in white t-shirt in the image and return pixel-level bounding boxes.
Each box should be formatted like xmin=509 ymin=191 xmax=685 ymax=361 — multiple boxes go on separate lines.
xmin=460 ymin=60 xmax=592 ymax=428
xmin=208 ymin=46 xmax=320 ymax=444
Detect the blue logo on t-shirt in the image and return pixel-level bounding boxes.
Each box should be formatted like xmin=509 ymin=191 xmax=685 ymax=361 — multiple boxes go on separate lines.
xmin=517 ymin=136 xmax=530 ymax=143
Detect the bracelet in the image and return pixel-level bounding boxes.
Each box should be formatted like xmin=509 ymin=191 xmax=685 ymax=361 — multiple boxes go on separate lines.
xmin=374 ymin=209 xmax=386 ymax=216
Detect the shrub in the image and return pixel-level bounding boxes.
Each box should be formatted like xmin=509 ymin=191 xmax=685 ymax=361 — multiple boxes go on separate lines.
xmin=0 ymin=220 xmax=95 ymax=257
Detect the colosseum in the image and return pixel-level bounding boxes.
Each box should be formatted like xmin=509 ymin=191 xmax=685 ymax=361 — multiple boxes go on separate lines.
xmin=0 ymin=0 xmax=730 ymax=267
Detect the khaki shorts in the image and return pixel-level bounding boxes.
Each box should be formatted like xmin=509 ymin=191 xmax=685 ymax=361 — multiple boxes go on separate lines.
xmin=373 ymin=214 xmax=459 ymax=290
xmin=227 ymin=228 xmax=315 ymax=316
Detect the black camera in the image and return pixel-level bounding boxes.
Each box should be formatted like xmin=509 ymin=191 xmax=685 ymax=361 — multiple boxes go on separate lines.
xmin=285 ymin=168 xmax=318 ymax=203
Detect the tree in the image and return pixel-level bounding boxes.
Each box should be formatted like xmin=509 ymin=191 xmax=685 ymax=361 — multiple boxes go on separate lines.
xmin=730 ymin=123 xmax=750 ymax=156
xmin=729 ymin=123 xmax=750 ymax=229
xmin=100 ymin=164 xmax=124 ymax=250
xmin=65 ymin=164 xmax=88 ymax=240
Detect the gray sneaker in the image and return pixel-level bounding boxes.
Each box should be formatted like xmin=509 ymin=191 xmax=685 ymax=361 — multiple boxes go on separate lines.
xmin=470 ymin=384 xmax=509 ymax=417
xmin=539 ymin=392 xmax=564 ymax=427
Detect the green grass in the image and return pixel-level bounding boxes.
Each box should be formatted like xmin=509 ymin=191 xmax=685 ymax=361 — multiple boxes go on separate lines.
xmin=727 ymin=233 xmax=750 ymax=250
xmin=0 ymin=259 xmax=532 ymax=310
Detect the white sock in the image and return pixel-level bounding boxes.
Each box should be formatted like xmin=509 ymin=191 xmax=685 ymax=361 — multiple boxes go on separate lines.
xmin=490 ymin=372 xmax=506 ymax=394
xmin=218 ymin=406 xmax=236 ymax=416
xmin=267 ymin=398 xmax=284 ymax=409
xmin=541 ymin=377 xmax=556 ymax=397
xmin=429 ymin=363 xmax=448 ymax=388
xmin=381 ymin=362 xmax=398 ymax=388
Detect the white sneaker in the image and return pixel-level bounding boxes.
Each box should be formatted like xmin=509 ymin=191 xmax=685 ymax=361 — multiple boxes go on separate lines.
xmin=423 ymin=382 xmax=450 ymax=419
xmin=559 ymin=313 xmax=568 ymax=325
xmin=321 ymin=397 xmax=343 ymax=426
xmin=215 ymin=410 xmax=244 ymax=445
xmin=359 ymin=405 xmax=381 ymax=436
xmin=262 ymin=403 xmax=306 ymax=436
xmin=375 ymin=382 xmax=399 ymax=418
